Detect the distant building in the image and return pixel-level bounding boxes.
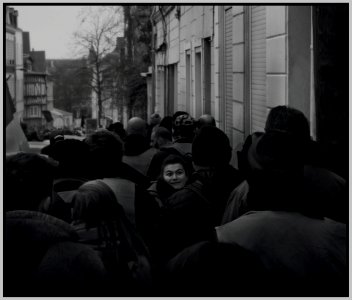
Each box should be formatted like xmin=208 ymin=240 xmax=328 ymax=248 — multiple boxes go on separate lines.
xmin=22 ymin=34 xmax=50 ymax=130
xmin=6 ymin=6 xmax=25 ymax=122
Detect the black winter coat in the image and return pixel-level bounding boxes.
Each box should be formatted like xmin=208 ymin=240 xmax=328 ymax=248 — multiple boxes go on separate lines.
xmin=4 ymin=210 xmax=107 ymax=296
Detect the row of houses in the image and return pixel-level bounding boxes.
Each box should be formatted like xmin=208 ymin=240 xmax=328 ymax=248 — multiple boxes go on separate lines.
xmin=5 ymin=7 xmax=73 ymax=132
xmin=149 ymin=5 xmax=348 ymax=168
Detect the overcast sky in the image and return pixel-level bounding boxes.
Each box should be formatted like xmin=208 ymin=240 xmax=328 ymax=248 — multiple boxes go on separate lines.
xmin=13 ymin=5 xmax=89 ymax=59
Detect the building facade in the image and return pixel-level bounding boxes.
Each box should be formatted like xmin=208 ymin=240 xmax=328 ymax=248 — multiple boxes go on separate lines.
xmin=151 ymin=5 xmax=348 ymax=169
xmin=22 ymin=44 xmax=50 ymax=130
xmin=6 ymin=7 xmax=25 ymax=122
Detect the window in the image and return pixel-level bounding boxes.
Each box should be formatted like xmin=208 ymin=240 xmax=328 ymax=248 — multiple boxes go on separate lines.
xmin=195 ymin=47 xmax=202 ymax=118
xmin=167 ymin=64 xmax=177 ymax=115
xmin=203 ymin=38 xmax=212 ymax=114
xmin=249 ymin=6 xmax=267 ymax=133
xmin=185 ymin=50 xmax=191 ymax=113
xmin=28 ymin=105 xmax=41 ymax=117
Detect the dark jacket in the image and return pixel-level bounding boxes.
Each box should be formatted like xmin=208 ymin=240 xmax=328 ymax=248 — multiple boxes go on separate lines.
xmin=154 ymin=165 xmax=243 ymax=262
xmin=147 ymin=178 xmax=184 ymax=208
xmin=4 ymin=210 xmax=107 ymax=297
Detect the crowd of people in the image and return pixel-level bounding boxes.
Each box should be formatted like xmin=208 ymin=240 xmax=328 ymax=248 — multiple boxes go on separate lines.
xmin=4 ymin=106 xmax=347 ymax=296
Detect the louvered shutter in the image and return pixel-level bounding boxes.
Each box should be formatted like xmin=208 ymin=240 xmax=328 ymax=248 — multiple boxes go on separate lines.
xmin=250 ymin=6 xmax=267 ymax=132
xmin=224 ymin=7 xmax=233 ymax=145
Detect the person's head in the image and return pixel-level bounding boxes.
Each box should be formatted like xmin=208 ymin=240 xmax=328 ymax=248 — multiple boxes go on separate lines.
xmin=265 ymin=105 xmax=311 ymax=144
xmin=5 ymin=152 xmax=57 ymax=212
xmin=152 ymin=126 xmax=172 ymax=149
xmin=159 ymin=116 xmax=173 ymax=133
xmin=107 ymin=122 xmax=126 ymax=140
xmin=72 ymin=180 xmax=120 ymax=228
xmin=48 ymin=139 xmax=90 ymax=178
xmin=192 ymin=126 xmax=232 ymax=169
xmin=160 ymin=154 xmax=189 ymax=190
xmin=84 ymin=129 xmax=124 ymax=179
xmin=173 ymin=112 xmax=195 ymax=140
xmin=126 ymin=117 xmax=147 ymax=137
xmin=196 ymin=114 xmax=216 ymax=132
xmin=244 ymin=131 xmax=306 ymax=213
xmin=124 ymin=133 xmax=149 ymax=155
xmin=150 ymin=113 xmax=161 ymax=127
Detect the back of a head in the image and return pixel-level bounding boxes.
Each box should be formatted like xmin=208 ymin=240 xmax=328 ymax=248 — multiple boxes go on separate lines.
xmin=172 ymin=111 xmax=189 ymax=123
xmin=49 ymin=139 xmax=90 ymax=178
xmin=72 ymin=180 xmax=119 ymax=228
xmin=124 ymin=133 xmax=149 ymax=156
xmin=5 ymin=153 xmax=57 ymax=212
xmin=159 ymin=116 xmax=173 ymax=133
xmin=108 ymin=122 xmax=126 ymax=140
xmin=197 ymin=114 xmax=216 ymax=129
xmin=155 ymin=126 xmax=172 ymax=143
xmin=127 ymin=117 xmax=147 ymax=137
xmin=150 ymin=113 xmax=161 ymax=126
xmin=84 ymin=130 xmax=124 ymax=179
xmin=265 ymin=106 xmax=310 ymax=143
xmin=192 ymin=126 xmax=232 ymax=168
xmin=245 ymin=131 xmax=307 ymax=213
xmin=173 ymin=113 xmax=195 ymax=140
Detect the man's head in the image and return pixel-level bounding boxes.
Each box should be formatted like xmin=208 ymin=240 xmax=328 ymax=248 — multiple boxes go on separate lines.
xmin=84 ymin=129 xmax=124 ymax=178
xmin=173 ymin=112 xmax=195 ymax=140
xmin=152 ymin=126 xmax=172 ymax=149
xmin=107 ymin=122 xmax=126 ymax=140
xmin=265 ymin=106 xmax=311 ymax=143
xmin=192 ymin=126 xmax=232 ymax=169
xmin=5 ymin=153 xmax=57 ymax=212
xmin=49 ymin=139 xmax=90 ymax=178
xmin=196 ymin=114 xmax=216 ymax=131
xmin=150 ymin=113 xmax=161 ymax=127
xmin=127 ymin=117 xmax=147 ymax=137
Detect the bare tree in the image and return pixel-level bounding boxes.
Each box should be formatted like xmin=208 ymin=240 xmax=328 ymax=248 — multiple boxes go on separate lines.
xmin=73 ymin=6 xmax=123 ymax=127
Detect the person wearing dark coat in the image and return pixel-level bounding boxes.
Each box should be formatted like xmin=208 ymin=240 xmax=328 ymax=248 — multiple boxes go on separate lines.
xmin=71 ymin=179 xmax=153 ymax=296
xmin=4 ymin=152 xmax=107 ymax=296
xmin=222 ymin=105 xmax=347 ymax=224
xmin=154 ymin=126 xmax=243 ymax=262
xmin=161 ymin=241 xmax=267 ymax=297
xmin=84 ymin=129 xmax=158 ymax=242
xmin=147 ymin=154 xmax=191 ymax=208
xmin=5 ymin=210 xmax=107 ymax=297
xmin=147 ymin=112 xmax=195 ymax=181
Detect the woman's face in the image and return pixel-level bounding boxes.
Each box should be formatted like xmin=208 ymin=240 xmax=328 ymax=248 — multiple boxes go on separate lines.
xmin=163 ymin=163 xmax=188 ymax=190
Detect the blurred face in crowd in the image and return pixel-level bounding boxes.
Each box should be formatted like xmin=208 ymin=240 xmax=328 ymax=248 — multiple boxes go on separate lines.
xmin=163 ymin=163 xmax=188 ymax=190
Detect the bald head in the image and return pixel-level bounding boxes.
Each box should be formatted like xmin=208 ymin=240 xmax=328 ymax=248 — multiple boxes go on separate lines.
xmin=127 ymin=117 xmax=147 ymax=137
xmin=198 ymin=114 xmax=216 ymax=129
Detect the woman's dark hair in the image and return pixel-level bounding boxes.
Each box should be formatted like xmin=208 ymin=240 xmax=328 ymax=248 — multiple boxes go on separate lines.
xmin=72 ymin=180 xmax=120 ymax=228
xmin=160 ymin=154 xmax=190 ymax=178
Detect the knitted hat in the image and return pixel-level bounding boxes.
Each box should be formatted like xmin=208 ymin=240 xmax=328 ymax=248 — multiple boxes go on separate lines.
xmin=174 ymin=114 xmax=194 ymax=128
xmin=192 ymin=126 xmax=232 ymax=167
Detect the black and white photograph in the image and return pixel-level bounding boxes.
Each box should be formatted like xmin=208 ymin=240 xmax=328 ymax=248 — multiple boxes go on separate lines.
xmin=4 ymin=2 xmax=348 ymax=297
